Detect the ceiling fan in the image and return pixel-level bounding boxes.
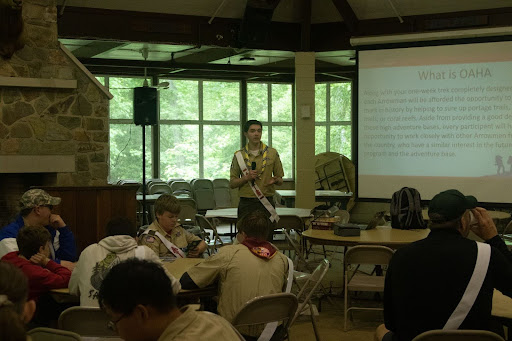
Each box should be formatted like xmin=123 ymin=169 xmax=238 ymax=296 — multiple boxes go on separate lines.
xmin=140 ymin=47 xmax=169 ymax=89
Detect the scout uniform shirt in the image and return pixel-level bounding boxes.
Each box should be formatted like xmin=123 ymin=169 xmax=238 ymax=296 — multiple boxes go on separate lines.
xmin=139 ymin=219 xmax=201 ymax=258
xmin=186 ymin=243 xmax=289 ymax=337
xmin=230 ymin=144 xmax=284 ymax=198
xmin=157 ymin=305 xmax=239 ymax=341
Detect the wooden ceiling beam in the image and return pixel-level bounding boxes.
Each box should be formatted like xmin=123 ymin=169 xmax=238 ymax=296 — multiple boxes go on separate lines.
xmin=78 ymin=58 xmax=297 ymax=74
xmin=58 ymin=6 xmax=512 ymax=54
xmin=331 ymin=0 xmax=358 ymax=33
xmin=173 ymin=47 xmax=248 ymax=64
xmin=312 ymin=6 xmax=512 ymax=51
xmin=301 ymin=0 xmax=312 ymax=51
xmin=57 ymin=6 xmax=300 ymax=51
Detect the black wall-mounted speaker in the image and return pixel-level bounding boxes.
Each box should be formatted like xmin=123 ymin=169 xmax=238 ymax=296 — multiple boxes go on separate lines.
xmin=133 ymin=87 xmax=157 ymax=126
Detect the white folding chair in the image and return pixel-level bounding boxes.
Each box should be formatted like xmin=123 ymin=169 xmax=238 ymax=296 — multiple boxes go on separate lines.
xmin=344 ymin=245 xmax=394 ymax=331
xmin=58 ymin=306 xmax=117 ymax=338
xmin=28 ymin=327 xmax=82 ymax=341
xmin=232 ymin=292 xmax=298 ymax=341
xmin=289 ymin=259 xmax=330 ymax=341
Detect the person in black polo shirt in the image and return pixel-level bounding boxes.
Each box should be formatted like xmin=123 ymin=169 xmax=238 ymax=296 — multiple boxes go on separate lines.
xmin=376 ymin=189 xmax=512 ymax=341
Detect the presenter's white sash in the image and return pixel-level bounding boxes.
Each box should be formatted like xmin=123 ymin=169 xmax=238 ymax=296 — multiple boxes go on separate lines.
xmin=235 ymin=151 xmax=279 ymax=223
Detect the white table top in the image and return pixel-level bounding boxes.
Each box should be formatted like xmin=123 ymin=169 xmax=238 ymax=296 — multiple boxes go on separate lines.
xmin=302 ymin=226 xmax=430 ymax=248
xmin=205 ymin=207 xmax=312 ymax=220
xmin=276 ymin=190 xmax=353 ymax=198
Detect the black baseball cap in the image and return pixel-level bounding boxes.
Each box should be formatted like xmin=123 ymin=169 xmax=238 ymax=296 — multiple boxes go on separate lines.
xmin=428 ymin=189 xmax=477 ymax=222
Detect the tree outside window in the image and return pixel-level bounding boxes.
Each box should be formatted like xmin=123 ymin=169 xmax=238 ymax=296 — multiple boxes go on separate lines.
xmin=315 ymin=82 xmax=352 ymax=159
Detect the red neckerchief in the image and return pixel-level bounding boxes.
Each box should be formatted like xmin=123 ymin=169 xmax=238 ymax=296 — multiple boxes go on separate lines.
xmin=242 ymin=237 xmax=277 ymax=260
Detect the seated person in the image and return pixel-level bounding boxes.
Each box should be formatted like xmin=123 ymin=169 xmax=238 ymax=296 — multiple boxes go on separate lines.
xmin=0 ymin=189 xmax=77 ymax=268
xmin=69 ymin=217 xmax=181 ymax=307
xmin=139 ymin=194 xmax=207 ymax=259
xmin=0 ymin=262 xmax=36 ymax=341
xmin=98 ymin=258 xmax=240 ymax=341
xmin=180 ymin=210 xmax=290 ymax=339
xmin=377 ymin=189 xmax=512 ymax=341
xmin=1 ymin=226 xmax=71 ymax=302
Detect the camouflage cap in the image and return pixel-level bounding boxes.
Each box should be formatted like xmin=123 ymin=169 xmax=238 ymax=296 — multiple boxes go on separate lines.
xmin=19 ymin=189 xmax=61 ymax=210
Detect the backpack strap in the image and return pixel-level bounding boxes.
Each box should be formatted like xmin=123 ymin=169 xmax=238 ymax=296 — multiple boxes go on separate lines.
xmin=403 ymin=188 xmax=416 ymax=228
xmin=443 ymin=242 xmax=491 ymax=330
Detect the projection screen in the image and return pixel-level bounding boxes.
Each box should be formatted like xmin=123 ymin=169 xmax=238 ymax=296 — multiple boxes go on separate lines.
xmin=358 ymin=40 xmax=512 ymax=204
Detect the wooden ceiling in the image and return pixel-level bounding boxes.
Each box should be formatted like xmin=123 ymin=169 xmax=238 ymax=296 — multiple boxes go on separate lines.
xmin=57 ymin=0 xmax=512 ymax=81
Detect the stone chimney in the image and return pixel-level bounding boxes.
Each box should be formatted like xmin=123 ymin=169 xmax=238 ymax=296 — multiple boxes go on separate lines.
xmin=0 ymin=0 xmax=112 ymax=224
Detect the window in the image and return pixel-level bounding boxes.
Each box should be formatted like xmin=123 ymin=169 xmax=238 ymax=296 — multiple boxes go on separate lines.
xmin=159 ymin=79 xmax=241 ymax=180
xmin=105 ymin=75 xmax=347 ymax=183
xmin=107 ymin=77 xmax=152 ymax=183
xmin=315 ymin=82 xmax=352 ymax=159
xmin=247 ymin=83 xmax=294 ymax=179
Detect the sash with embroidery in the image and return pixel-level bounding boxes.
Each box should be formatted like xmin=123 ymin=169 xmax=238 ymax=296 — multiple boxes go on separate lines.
xmin=235 ymin=148 xmax=279 ymax=223
xmin=141 ymin=229 xmax=186 ymax=259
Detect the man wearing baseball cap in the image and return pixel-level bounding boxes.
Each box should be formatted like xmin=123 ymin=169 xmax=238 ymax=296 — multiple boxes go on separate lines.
xmin=376 ymin=189 xmax=512 ymax=341
xmin=0 ymin=189 xmax=77 ymax=267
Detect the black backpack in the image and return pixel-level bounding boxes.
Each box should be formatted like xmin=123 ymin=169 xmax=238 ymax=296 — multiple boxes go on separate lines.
xmin=390 ymin=187 xmax=427 ymax=229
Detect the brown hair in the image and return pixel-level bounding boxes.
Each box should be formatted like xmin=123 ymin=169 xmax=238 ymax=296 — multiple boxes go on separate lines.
xmin=0 ymin=262 xmax=29 ymax=341
xmin=243 ymin=120 xmax=262 ymax=133
xmin=106 ymin=217 xmax=137 ymax=237
xmin=237 ymin=210 xmax=271 ymax=240
xmin=154 ymin=194 xmax=181 ymax=216
xmin=16 ymin=226 xmax=51 ymax=259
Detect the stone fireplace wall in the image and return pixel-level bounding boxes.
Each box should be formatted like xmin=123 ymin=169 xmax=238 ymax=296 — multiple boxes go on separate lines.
xmin=0 ymin=0 xmax=110 ymax=222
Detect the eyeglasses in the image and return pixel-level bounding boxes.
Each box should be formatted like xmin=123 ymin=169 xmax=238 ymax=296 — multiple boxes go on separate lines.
xmin=107 ymin=313 xmax=127 ymax=332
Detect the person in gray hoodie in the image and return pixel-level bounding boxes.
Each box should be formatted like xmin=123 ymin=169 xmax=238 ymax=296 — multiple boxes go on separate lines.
xmin=69 ymin=217 xmax=180 ymax=307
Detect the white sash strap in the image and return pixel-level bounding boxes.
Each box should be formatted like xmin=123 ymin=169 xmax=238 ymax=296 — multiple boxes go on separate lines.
xmin=134 ymin=246 xmax=146 ymax=259
xmin=235 ymin=151 xmax=280 ymax=223
xmin=141 ymin=230 xmax=186 ymax=259
xmin=257 ymin=257 xmax=294 ymax=341
xmin=443 ymin=242 xmax=491 ymax=330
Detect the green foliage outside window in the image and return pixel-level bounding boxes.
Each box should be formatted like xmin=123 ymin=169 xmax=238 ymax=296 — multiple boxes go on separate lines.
xmin=160 ymin=125 xmax=199 ymax=179
xmin=107 ymin=75 xmax=351 ymax=182
xmin=315 ymin=82 xmax=352 ymax=160
xmin=109 ymin=124 xmax=152 ymax=182
xmin=271 ymin=84 xmax=292 ymax=122
xmin=247 ymin=83 xmax=268 ymax=121
xmin=330 ymin=83 xmax=351 ymax=121
xmin=160 ymin=80 xmax=198 ymax=120
xmin=203 ymin=81 xmax=240 ymax=121
xmin=109 ymin=77 xmax=151 ymax=183
xmin=203 ymin=125 xmax=240 ymax=179
xmin=315 ymin=84 xmax=327 ymax=122
xmin=315 ymin=125 xmax=327 ymax=155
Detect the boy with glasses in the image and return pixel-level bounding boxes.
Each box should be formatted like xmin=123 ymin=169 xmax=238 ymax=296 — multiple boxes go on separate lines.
xmin=98 ymin=258 xmax=239 ymax=341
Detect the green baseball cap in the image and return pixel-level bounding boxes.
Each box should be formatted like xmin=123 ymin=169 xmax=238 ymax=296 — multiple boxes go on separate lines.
xmin=19 ymin=189 xmax=61 ymax=210
xmin=428 ymin=189 xmax=477 ymax=222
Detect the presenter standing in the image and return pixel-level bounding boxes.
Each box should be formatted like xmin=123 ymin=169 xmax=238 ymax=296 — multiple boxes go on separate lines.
xmin=230 ymin=120 xmax=284 ymax=232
